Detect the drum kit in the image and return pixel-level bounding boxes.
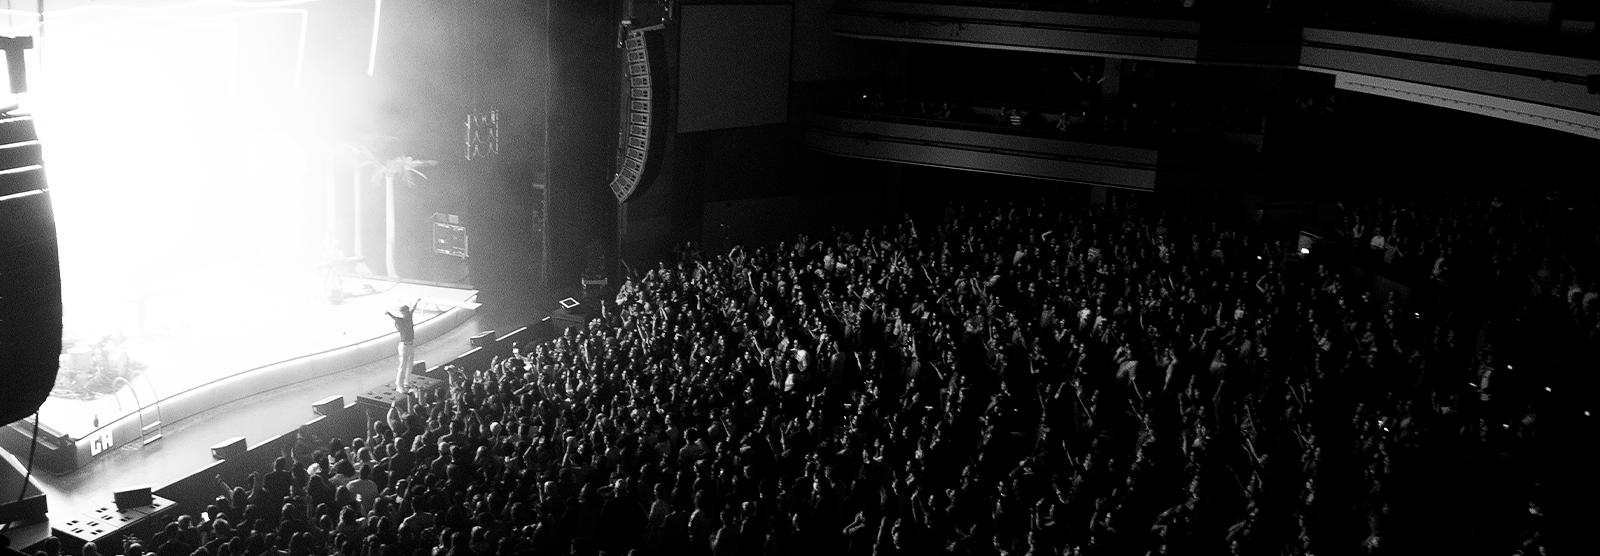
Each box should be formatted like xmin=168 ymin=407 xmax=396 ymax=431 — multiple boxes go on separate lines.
xmin=54 ymin=334 xmax=138 ymax=398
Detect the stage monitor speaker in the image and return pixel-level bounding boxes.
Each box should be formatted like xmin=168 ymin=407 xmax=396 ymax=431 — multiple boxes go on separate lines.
xmin=549 ymin=307 xmax=586 ymax=328
xmin=581 ymin=278 xmax=609 ymax=300
xmin=209 ymin=437 xmax=246 ymax=460
xmin=112 ymin=486 xmax=151 ymax=510
xmin=312 ymin=395 xmax=345 ymax=416
xmin=469 ymin=331 xmax=497 ymax=348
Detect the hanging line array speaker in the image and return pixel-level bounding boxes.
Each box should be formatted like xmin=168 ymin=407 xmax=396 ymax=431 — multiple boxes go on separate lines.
xmin=0 ymin=113 xmax=62 ymax=426
xmin=609 ymin=25 xmax=667 ymax=203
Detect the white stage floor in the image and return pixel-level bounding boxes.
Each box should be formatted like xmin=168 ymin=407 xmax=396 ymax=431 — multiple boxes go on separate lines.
xmin=40 ymin=274 xmax=476 ymax=441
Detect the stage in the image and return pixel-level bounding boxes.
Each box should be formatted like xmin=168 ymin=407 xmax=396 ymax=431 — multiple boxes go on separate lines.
xmin=4 ymin=273 xmax=480 ymax=475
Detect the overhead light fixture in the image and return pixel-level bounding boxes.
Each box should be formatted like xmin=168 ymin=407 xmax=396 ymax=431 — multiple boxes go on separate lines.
xmin=369 ymin=0 xmax=383 ymax=76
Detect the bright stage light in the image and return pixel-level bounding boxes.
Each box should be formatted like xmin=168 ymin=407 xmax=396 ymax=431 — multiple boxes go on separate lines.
xmin=244 ymin=131 xmax=309 ymax=182
xmin=1 ymin=6 xmax=310 ymax=88
xmin=1300 ymin=247 xmax=1311 ymax=255
xmin=18 ymin=1 xmax=328 ymax=339
xmin=0 ymin=0 xmax=322 ymax=19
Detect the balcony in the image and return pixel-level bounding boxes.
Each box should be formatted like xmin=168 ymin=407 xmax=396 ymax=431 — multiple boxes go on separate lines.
xmin=830 ymin=0 xmax=1600 ymax=138
xmin=830 ymin=0 xmax=1303 ymax=65
xmin=802 ymin=91 xmax=1294 ymax=192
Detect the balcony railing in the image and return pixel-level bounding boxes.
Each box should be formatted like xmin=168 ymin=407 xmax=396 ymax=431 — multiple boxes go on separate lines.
xmin=820 ymin=89 xmax=1268 ymax=152
xmin=857 ymin=0 xmax=1600 ymax=56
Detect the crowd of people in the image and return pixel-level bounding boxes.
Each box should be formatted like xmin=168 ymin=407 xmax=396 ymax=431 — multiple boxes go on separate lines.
xmin=38 ymin=196 xmax=1572 ymax=556
xmin=1336 ymin=189 xmax=1600 ymax=335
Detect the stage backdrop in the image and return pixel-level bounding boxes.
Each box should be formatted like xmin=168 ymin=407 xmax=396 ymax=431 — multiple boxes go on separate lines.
xmin=676 ymin=3 xmax=792 ymax=134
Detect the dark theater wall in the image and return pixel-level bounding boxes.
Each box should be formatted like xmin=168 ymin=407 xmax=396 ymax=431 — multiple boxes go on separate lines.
xmin=792 ymin=0 xmax=878 ymax=82
xmin=455 ymin=0 xmax=549 ymax=304
xmin=677 ymin=3 xmax=794 ymax=133
xmin=547 ymin=0 xmax=621 ymax=286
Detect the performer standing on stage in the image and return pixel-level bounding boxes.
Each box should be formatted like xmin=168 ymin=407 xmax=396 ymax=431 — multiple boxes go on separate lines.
xmin=386 ymin=301 xmax=418 ymax=392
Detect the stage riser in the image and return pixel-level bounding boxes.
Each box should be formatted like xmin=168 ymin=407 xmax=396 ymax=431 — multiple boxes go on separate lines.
xmin=6 ymin=301 xmax=477 ymax=475
xmin=356 ymin=375 xmax=444 ymax=410
xmin=51 ymin=496 xmax=176 ymax=554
